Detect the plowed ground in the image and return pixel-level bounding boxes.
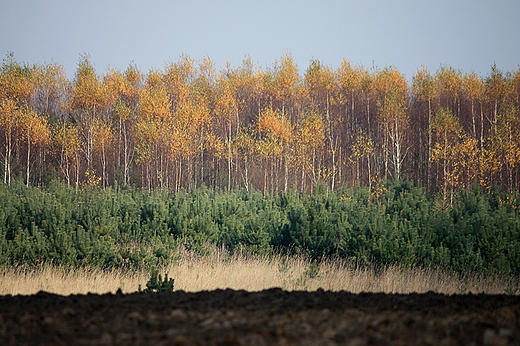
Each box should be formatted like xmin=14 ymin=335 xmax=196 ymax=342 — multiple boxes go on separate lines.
xmin=1 ymin=289 xmax=519 ymax=345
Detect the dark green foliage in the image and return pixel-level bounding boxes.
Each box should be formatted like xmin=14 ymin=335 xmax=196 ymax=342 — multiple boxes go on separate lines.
xmin=1 ymin=179 xmax=519 ymax=275
xmin=0 ymin=181 xmax=176 ymax=269
xmin=139 ymin=268 xmax=175 ymax=293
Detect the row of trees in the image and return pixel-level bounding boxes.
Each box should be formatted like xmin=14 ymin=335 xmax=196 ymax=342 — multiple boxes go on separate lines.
xmin=2 ymin=179 xmax=519 ymax=274
xmin=1 ymin=52 xmax=520 ymax=200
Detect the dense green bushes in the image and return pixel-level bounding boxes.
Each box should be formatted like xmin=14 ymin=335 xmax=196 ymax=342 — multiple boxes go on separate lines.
xmin=1 ymin=180 xmax=519 ymax=274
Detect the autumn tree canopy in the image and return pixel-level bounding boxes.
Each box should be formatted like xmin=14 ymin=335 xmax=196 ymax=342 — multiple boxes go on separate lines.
xmin=1 ymin=52 xmax=520 ymax=195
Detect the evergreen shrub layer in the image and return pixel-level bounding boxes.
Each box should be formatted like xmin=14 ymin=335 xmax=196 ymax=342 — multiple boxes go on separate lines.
xmin=1 ymin=180 xmax=519 ymax=274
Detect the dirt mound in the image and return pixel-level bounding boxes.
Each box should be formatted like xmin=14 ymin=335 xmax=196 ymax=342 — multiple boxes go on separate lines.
xmin=1 ymin=289 xmax=519 ymax=345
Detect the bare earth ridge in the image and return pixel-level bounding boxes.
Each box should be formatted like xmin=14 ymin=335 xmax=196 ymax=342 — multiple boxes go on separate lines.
xmin=1 ymin=289 xmax=519 ymax=345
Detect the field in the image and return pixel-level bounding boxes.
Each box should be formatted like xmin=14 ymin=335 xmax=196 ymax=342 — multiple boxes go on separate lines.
xmin=1 ymin=288 xmax=520 ymax=345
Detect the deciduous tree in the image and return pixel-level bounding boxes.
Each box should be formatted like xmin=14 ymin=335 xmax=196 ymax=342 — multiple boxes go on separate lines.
xmin=377 ymin=91 xmax=409 ymax=180
xmin=373 ymin=67 xmax=408 ymax=178
xmin=350 ymin=131 xmax=374 ymax=190
xmin=436 ymin=65 xmax=463 ymax=117
xmin=431 ymin=107 xmax=462 ymax=205
xmin=214 ymin=74 xmax=239 ymax=190
xmin=136 ymin=76 xmax=172 ymax=189
xmin=32 ymin=62 xmax=68 ymax=119
xmin=256 ymin=107 xmax=293 ymax=193
xmin=336 ymin=59 xmax=363 ymax=132
xmin=412 ymin=65 xmax=438 ymax=188
xmin=53 ymin=121 xmax=81 ymax=188
xmin=0 ymin=52 xmax=35 ymax=106
xmin=19 ymin=105 xmax=50 ymax=186
xmin=70 ymin=54 xmax=108 ymax=172
xmin=294 ymin=112 xmax=325 ymax=192
xmin=486 ymin=64 xmax=507 ymax=134
xmin=493 ymin=104 xmax=520 ymax=191
xmin=305 ymin=60 xmax=340 ymax=190
xmin=0 ymin=98 xmax=19 ymax=185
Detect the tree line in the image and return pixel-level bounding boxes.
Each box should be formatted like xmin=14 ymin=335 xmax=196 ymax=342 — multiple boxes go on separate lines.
xmin=1 ymin=52 xmax=520 ymax=200
xmin=1 ymin=179 xmax=519 ymax=275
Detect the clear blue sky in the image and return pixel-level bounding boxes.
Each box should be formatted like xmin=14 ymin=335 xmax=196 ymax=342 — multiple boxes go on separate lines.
xmin=1 ymin=0 xmax=519 ymax=81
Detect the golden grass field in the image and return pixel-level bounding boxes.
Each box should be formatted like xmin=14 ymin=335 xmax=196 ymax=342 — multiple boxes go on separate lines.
xmin=1 ymin=246 xmax=518 ymax=296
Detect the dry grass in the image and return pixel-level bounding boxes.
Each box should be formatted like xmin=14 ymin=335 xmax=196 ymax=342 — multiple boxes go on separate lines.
xmin=1 ymin=246 xmax=518 ymax=296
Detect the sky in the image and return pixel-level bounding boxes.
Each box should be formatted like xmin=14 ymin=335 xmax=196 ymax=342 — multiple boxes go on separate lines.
xmin=1 ymin=0 xmax=519 ymax=81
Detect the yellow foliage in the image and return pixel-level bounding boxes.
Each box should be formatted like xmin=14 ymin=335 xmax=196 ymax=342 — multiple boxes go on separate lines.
xmin=373 ymin=67 xmax=408 ymax=101
xmin=0 ymin=98 xmax=19 ymax=131
xmin=369 ymin=173 xmax=386 ymax=203
xmin=292 ymin=112 xmax=325 ymax=173
xmin=32 ymin=62 xmax=68 ymax=114
xmin=84 ymin=169 xmax=101 ymax=187
xmin=412 ymin=65 xmax=438 ymax=102
xmin=53 ymin=122 xmax=81 ymax=159
xmin=163 ymin=54 xmax=194 ymax=107
xmin=351 ymin=131 xmax=374 ymax=159
xmin=137 ymin=85 xmax=172 ymax=124
xmin=436 ymin=65 xmax=463 ymax=100
xmin=463 ymin=72 xmax=485 ymax=101
xmin=19 ymin=105 xmax=51 ymax=146
xmin=257 ymin=107 xmax=292 ymax=142
xmin=92 ymin=119 xmax=113 ymax=155
xmin=0 ymin=53 xmax=35 ymax=104
xmin=71 ymin=56 xmax=108 ymax=115
xmin=204 ymin=132 xmax=225 ymax=159
xmin=336 ymin=59 xmax=362 ymax=93
xmin=495 ymin=104 xmax=520 ymax=168
xmin=305 ymin=59 xmax=336 ymax=105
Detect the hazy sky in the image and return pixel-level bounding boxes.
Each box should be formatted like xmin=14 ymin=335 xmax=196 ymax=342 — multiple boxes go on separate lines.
xmin=1 ymin=0 xmax=519 ymax=80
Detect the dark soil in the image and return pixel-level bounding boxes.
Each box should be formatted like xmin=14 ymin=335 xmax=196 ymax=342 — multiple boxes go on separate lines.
xmin=1 ymin=289 xmax=519 ymax=345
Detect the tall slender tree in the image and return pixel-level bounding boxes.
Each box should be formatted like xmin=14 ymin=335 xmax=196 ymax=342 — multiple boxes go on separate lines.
xmin=0 ymin=98 xmax=19 ymax=185
xmin=372 ymin=67 xmax=408 ymax=178
xmin=293 ymin=111 xmax=325 ymax=192
xmin=70 ymin=54 xmax=108 ymax=174
xmin=436 ymin=65 xmax=463 ymax=117
xmin=377 ymin=90 xmax=409 ymax=180
xmin=412 ymin=65 xmax=438 ymax=188
xmin=486 ymin=64 xmax=507 ymax=134
xmin=431 ymin=107 xmax=462 ymax=205
xmin=305 ymin=59 xmax=339 ymax=189
xmin=53 ymin=121 xmax=81 ymax=188
xmin=19 ymin=105 xmax=50 ymax=186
